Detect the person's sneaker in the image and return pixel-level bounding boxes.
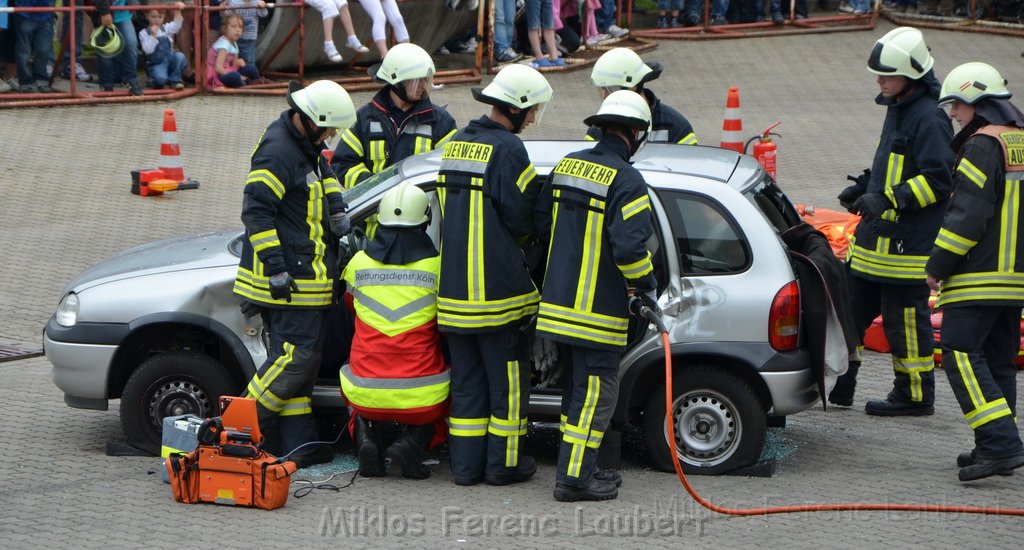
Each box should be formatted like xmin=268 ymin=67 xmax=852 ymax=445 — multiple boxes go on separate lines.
xmin=657 ymin=16 xmax=669 ymax=28
xmin=0 ymin=79 xmax=10 ymax=93
xmin=16 ymin=84 xmax=36 ymax=93
xmin=62 ymin=62 xmax=95 ymax=81
xmin=128 ymin=83 xmax=144 ymax=96
xmin=530 ymin=58 xmax=552 ymax=69
xmin=495 ymin=47 xmax=522 ymax=63
xmin=463 ymin=37 xmax=478 ymax=53
xmin=554 ymin=478 xmax=619 ymax=502
xmin=172 ymin=82 xmax=185 ymax=91
xmin=605 ymin=24 xmax=629 ymax=38
xmin=101 ymin=85 xmax=114 ymax=92
xmin=837 ymin=1 xmax=855 ymax=12
xmin=958 ymin=452 xmax=1024 ymax=482
xmin=484 ymin=455 xmax=537 ymax=485
xmin=36 ymin=84 xmax=59 ymax=93
xmin=324 ymin=42 xmax=343 ymax=63
xmin=864 ymin=397 xmax=934 ymax=416
xmin=685 ymin=13 xmax=701 ymax=26
xmin=550 ymin=57 xmax=566 ymax=67
xmin=853 ymin=8 xmax=870 ymax=14
xmin=346 ymin=37 xmax=370 ymax=53
xmin=957 ymin=450 xmax=1016 ymax=475
xmin=670 ymin=17 xmax=682 ymax=27
xmin=437 ymin=45 xmax=452 ymax=55
xmin=772 ymin=12 xmax=785 ymax=24
xmin=710 ymin=15 xmax=729 ymax=25
xmin=585 ymin=33 xmax=612 ymax=47
xmin=594 ymin=468 xmax=623 ymax=487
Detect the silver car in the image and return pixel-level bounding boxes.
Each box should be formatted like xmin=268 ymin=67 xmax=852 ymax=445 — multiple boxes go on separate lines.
xmin=45 ymin=141 xmax=820 ymax=474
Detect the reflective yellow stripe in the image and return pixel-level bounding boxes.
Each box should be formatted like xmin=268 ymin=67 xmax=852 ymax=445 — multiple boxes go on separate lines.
xmin=905 ymin=175 xmax=938 ymax=208
xmin=247 ymin=169 xmax=286 ymax=199
xmin=340 ymin=129 xmax=364 ymax=157
xmin=966 ymin=398 xmax=1013 ymax=429
xmin=450 ymin=416 xmax=488 ymax=437
xmin=583 ymin=134 xmax=596 ymax=141
xmin=507 ymin=360 xmax=522 ymax=466
xmin=437 ymin=291 xmax=541 ymax=329
xmin=678 ymin=133 xmax=698 ymax=146
xmin=161 ymin=445 xmax=187 ymax=458
xmin=621 ymin=195 xmax=650 ymax=221
xmin=279 ymin=396 xmax=312 ymax=417
xmin=886 ymin=152 xmax=904 ymax=193
xmin=249 ymin=229 xmax=281 ymax=253
xmin=344 ymin=164 xmax=372 ymax=189
xmin=341 ymin=376 xmax=449 ymax=411
xmin=436 ymin=128 xmax=457 ymax=148
xmin=952 ymin=350 xmax=986 ymax=411
xmin=999 ymin=179 xmax=1020 ymax=272
xmin=370 ymin=140 xmax=387 ymax=173
xmin=574 ymin=202 xmax=603 ymax=311
xmin=304 ymin=174 xmax=327 ymax=282
xmin=617 ymin=251 xmax=654 ymax=280
xmin=566 ymin=376 xmax=600 ymax=478
xmin=849 ymin=244 xmax=928 ymax=279
xmin=515 ymin=163 xmax=536 ymax=194
xmin=323 ymin=176 xmax=343 ymax=196
xmin=467 ymin=178 xmax=484 ymax=301
xmin=414 ymin=135 xmax=431 ymax=155
xmin=934 ymin=227 xmax=976 ymax=256
xmin=245 ymin=343 xmax=295 ymax=412
xmin=957 ymin=158 xmax=986 ymax=189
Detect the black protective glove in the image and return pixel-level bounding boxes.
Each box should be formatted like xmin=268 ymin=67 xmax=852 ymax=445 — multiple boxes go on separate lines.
xmin=852 ymin=193 xmax=894 ymax=219
xmin=239 ymin=301 xmax=262 ymax=319
xmin=837 ymin=169 xmax=870 ymax=213
xmin=640 ymin=288 xmax=661 ymax=316
xmin=329 ymin=211 xmax=351 ymax=236
xmin=847 ymin=168 xmax=871 ymax=188
xmin=269 ymin=272 xmax=299 ymax=302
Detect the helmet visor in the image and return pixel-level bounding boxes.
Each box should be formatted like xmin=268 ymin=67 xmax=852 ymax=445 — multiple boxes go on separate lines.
xmin=533 ymin=102 xmax=548 ymax=125
xmin=403 ymin=76 xmax=434 ymax=101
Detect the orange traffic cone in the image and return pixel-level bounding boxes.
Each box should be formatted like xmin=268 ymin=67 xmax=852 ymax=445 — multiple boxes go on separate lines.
xmin=720 ymin=86 xmax=744 ymax=153
xmin=159 ymin=109 xmax=185 ymax=182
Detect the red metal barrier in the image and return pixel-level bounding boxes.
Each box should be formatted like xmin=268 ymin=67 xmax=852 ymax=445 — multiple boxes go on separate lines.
xmin=631 ymin=1 xmax=878 ymax=40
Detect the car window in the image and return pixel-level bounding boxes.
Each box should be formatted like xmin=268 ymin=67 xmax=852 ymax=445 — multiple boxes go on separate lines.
xmin=743 ymin=174 xmax=802 ymax=233
xmin=657 ymin=190 xmax=750 ymax=275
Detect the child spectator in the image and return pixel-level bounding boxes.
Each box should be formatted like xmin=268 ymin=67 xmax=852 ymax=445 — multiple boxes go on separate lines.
xmin=206 ymin=13 xmax=262 ymax=88
xmin=304 ymin=0 xmax=369 ymax=63
xmin=94 ymin=0 xmax=143 ymax=95
xmin=225 ymin=0 xmax=268 ymax=67
xmin=657 ymin=0 xmax=683 ymax=28
xmin=13 ymin=0 xmax=57 ymax=93
xmin=525 ymin=0 xmax=562 ymax=68
xmin=140 ymin=3 xmax=188 ymax=90
xmin=358 ymin=0 xmax=410 ymax=58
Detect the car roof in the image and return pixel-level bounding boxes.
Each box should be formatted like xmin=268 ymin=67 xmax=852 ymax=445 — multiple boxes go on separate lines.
xmin=398 ymin=140 xmax=764 ymax=190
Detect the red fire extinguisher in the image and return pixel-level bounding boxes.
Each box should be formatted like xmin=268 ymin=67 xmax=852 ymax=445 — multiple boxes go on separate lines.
xmin=745 ymin=121 xmax=781 ymax=180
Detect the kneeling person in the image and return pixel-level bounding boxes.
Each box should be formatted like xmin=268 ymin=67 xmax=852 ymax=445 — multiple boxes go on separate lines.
xmin=340 ymin=183 xmax=449 ymax=479
xmin=535 ymin=91 xmax=659 ymax=502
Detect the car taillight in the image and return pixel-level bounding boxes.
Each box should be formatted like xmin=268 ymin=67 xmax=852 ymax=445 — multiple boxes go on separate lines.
xmin=769 ymin=281 xmax=799 ymax=351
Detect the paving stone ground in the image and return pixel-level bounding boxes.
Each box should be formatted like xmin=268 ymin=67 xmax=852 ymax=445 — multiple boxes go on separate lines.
xmin=2 ymin=19 xmax=1024 ymax=548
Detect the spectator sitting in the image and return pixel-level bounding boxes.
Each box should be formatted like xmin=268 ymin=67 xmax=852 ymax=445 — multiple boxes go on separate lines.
xmin=206 ymin=13 xmax=262 ymax=88
xmin=304 ymin=0 xmax=369 ymax=63
xmin=13 ymin=0 xmax=57 ymax=93
xmin=225 ymin=0 xmax=269 ymax=67
xmin=359 ymin=0 xmax=410 ymax=58
xmin=140 ymin=3 xmax=188 ymax=90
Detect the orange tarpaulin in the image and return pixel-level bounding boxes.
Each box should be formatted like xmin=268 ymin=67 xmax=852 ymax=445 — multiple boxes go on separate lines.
xmin=797 ymin=205 xmax=860 ymax=260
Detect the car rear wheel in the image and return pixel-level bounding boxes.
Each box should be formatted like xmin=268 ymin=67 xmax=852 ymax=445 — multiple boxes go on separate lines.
xmin=120 ymin=351 xmax=239 ymax=455
xmin=643 ymin=366 xmax=766 ymax=475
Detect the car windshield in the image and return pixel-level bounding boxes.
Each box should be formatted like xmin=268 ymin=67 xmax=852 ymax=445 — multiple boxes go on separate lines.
xmin=342 ymin=165 xmax=404 ymax=209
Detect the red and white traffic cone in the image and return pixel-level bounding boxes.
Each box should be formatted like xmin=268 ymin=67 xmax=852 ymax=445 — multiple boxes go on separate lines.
xmin=720 ymin=86 xmax=744 ymax=153
xmin=159 ymin=109 xmax=185 ymax=182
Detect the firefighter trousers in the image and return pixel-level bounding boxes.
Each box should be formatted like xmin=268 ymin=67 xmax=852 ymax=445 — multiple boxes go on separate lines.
xmin=556 ymin=343 xmax=619 ymax=488
xmin=246 ymin=307 xmax=328 ymax=455
xmin=941 ymin=306 xmax=1024 ymax=458
xmin=837 ymin=274 xmax=935 ymax=404
xmin=446 ymin=328 xmax=530 ymax=481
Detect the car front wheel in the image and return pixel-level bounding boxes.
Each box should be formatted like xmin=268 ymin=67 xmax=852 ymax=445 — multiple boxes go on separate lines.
xmin=120 ymin=351 xmax=239 ymax=455
xmin=643 ymin=366 xmax=766 ymax=475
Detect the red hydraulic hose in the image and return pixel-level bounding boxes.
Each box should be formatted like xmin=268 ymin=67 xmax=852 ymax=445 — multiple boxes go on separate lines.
xmin=656 ymin=329 xmax=1024 ymax=517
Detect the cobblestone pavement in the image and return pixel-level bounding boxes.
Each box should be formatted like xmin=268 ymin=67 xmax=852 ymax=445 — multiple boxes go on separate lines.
xmin=2 ymin=19 xmax=1024 ymax=548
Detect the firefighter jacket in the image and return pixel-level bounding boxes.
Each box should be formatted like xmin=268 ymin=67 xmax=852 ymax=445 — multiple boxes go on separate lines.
xmin=535 ymin=136 xmax=656 ymax=351
xmin=927 ymin=124 xmax=1024 ymax=309
xmin=340 ymin=247 xmax=449 ymax=424
xmin=330 ymin=87 xmax=458 ymax=189
xmin=849 ymin=72 xmax=954 ymax=284
xmin=233 ymin=110 xmax=346 ymax=308
xmin=436 ymin=115 xmax=542 ymax=333
xmin=586 ymin=88 xmax=698 ymax=145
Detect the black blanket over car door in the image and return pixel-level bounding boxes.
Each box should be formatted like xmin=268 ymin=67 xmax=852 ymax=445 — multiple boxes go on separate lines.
xmin=782 ymin=223 xmax=859 ymax=409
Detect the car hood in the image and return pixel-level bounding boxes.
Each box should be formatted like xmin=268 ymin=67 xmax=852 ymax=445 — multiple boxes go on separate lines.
xmin=65 ymin=229 xmax=242 ymax=293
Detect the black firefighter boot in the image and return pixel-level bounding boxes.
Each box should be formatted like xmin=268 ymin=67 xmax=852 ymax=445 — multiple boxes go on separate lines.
xmin=828 ymin=361 xmax=860 ymax=407
xmin=355 ymin=416 xmax=385 ymax=477
xmin=386 ymin=424 xmax=434 ymax=479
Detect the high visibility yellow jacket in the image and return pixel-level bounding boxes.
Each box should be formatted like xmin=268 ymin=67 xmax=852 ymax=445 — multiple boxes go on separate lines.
xmin=928 ymin=124 xmax=1024 ymax=308
xmin=436 ymin=116 xmax=542 ymax=333
xmin=849 ymin=77 xmax=954 ymax=283
xmin=340 ymin=250 xmax=449 ymax=423
xmin=535 ymin=137 xmax=656 ymax=350
xmin=233 ymin=111 xmax=345 ymax=308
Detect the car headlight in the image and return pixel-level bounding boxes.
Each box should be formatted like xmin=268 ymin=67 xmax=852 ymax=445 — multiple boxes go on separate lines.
xmin=55 ymin=293 xmax=79 ymax=327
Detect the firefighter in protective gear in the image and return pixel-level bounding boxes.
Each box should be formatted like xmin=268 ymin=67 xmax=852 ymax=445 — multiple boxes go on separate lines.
xmin=586 ymin=47 xmax=697 ymax=146
xmin=331 ymin=43 xmax=458 ymax=192
xmin=234 ymin=80 xmax=357 ymax=467
xmin=828 ymin=27 xmax=954 ymax=416
xmin=437 ymin=64 xmax=552 ymax=486
xmin=340 ymin=183 xmax=449 ymax=479
xmin=927 ymin=62 xmax=1024 ymax=481
xmin=536 ymin=90 xmax=656 ymax=502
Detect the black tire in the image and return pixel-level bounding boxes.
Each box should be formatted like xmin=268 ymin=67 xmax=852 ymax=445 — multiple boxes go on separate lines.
xmin=120 ymin=351 xmax=239 ymax=455
xmin=643 ymin=366 xmax=766 ymax=475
